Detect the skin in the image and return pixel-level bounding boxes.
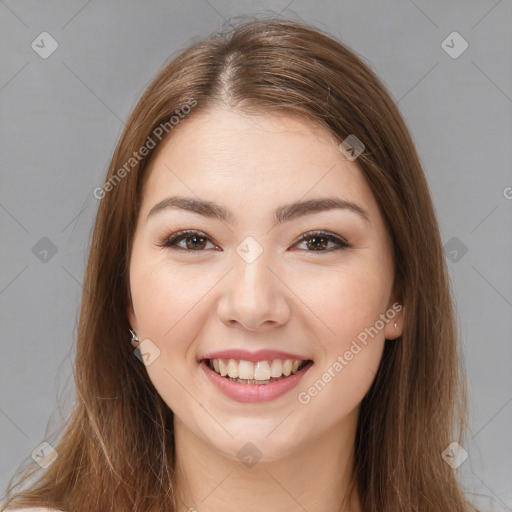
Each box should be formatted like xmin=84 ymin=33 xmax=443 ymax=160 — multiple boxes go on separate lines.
xmin=127 ymin=105 xmax=405 ymax=512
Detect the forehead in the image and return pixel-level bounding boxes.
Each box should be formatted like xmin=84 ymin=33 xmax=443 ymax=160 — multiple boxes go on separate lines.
xmin=140 ymin=107 xmax=380 ymax=224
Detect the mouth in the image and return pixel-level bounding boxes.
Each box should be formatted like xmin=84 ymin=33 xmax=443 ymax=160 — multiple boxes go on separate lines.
xmin=201 ymin=357 xmax=314 ymax=385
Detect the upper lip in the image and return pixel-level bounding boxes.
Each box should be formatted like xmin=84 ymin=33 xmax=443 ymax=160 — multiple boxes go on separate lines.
xmin=199 ymin=349 xmax=313 ymax=363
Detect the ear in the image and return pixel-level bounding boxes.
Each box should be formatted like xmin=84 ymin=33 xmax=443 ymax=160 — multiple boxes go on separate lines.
xmin=127 ymin=298 xmax=139 ymax=348
xmin=383 ymin=300 xmax=405 ymax=341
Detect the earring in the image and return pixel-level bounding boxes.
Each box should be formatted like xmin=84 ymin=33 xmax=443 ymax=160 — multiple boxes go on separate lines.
xmin=394 ymin=322 xmax=398 ymax=328
xmin=129 ymin=328 xmax=139 ymax=343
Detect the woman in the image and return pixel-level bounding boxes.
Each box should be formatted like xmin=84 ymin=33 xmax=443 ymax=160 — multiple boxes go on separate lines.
xmin=2 ymin=18 xmax=479 ymax=512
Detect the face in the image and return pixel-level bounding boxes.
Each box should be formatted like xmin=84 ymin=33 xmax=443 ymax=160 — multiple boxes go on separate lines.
xmin=127 ymin=106 xmax=404 ymax=462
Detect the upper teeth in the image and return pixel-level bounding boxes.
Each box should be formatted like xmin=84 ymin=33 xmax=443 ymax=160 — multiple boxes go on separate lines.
xmin=209 ymin=359 xmax=306 ymax=380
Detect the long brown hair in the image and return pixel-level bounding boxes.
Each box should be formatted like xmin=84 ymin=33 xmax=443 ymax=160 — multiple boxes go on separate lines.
xmin=2 ymin=17 xmax=479 ymax=512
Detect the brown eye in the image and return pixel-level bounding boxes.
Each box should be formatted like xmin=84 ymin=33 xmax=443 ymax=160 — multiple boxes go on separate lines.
xmin=159 ymin=230 xmax=217 ymax=251
xmin=304 ymin=235 xmax=329 ymax=251
xmin=158 ymin=229 xmax=350 ymax=253
xmin=294 ymin=231 xmax=350 ymax=252
xmin=183 ymin=235 xmax=207 ymax=250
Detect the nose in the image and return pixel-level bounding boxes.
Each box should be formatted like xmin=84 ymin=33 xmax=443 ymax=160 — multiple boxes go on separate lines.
xmin=216 ymin=248 xmax=291 ymax=332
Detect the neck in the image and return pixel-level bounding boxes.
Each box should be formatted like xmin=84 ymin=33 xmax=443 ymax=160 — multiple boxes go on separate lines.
xmin=172 ymin=408 xmax=362 ymax=512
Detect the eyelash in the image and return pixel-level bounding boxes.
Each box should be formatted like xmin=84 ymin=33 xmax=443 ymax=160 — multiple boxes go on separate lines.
xmin=157 ymin=229 xmax=351 ymax=253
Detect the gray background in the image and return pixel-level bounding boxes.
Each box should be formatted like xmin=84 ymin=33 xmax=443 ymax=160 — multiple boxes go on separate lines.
xmin=1 ymin=1 xmax=511 ymax=510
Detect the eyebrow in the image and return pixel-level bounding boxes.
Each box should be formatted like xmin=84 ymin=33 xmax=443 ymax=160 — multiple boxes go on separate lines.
xmin=147 ymin=195 xmax=370 ymax=226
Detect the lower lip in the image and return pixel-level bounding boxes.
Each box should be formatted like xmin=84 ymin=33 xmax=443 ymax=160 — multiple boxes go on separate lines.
xmin=200 ymin=359 xmax=314 ymax=403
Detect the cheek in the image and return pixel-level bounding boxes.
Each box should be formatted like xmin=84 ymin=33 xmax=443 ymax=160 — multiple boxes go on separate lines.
xmin=296 ymin=261 xmax=389 ymax=413
xmin=294 ymin=254 xmax=391 ymax=413
xmin=301 ymin=338 xmax=385 ymax=420
xmin=130 ymin=249 xmax=211 ymax=339
xmin=129 ymin=251 xmax=216 ymax=402
xmin=129 ymin=257 xmax=206 ymax=413
xmin=293 ymin=256 xmax=393 ymax=348
xmin=130 ymin=268 xmax=170 ymax=336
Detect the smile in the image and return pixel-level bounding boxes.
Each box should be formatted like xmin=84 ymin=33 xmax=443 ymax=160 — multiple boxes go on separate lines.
xmin=207 ymin=358 xmax=310 ymax=383
xmin=200 ymin=358 xmax=314 ymax=403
